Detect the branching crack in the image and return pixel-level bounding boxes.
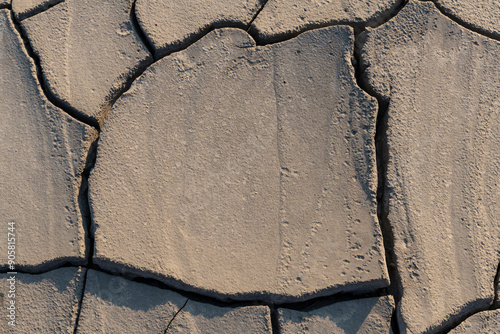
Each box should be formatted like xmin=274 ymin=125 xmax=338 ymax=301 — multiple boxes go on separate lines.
xmin=164 ymin=299 xmax=189 ymax=333
xmin=11 ymin=2 xmax=498 ymax=333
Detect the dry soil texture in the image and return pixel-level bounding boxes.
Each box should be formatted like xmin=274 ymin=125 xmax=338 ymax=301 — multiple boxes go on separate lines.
xmin=1 ymin=0 xmax=499 ymax=333
xmin=89 ymin=25 xmax=389 ymax=303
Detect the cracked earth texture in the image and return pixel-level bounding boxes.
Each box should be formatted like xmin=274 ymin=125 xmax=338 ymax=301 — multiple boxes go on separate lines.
xmin=0 ymin=0 xmax=498 ymax=333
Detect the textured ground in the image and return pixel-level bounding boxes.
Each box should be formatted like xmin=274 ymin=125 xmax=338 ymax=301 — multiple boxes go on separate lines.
xmin=0 ymin=0 xmax=499 ymax=333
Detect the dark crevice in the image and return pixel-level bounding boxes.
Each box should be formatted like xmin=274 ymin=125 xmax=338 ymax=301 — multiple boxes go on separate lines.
xmin=86 ymin=1 xmax=157 ymax=125
xmin=72 ymin=267 xmax=89 ymax=334
xmin=2 ymin=262 xmax=393 ymax=315
xmin=352 ymin=21 xmax=401 ymax=304
xmin=0 ymin=2 xmax=10 ymax=10
xmin=431 ymin=0 xmax=500 ymax=42
xmin=351 ymin=5 xmax=407 ymax=331
xmin=491 ymin=261 xmax=500 ymax=309
xmin=79 ymin=137 xmax=98 ymax=267
xmin=251 ymin=20 xmax=365 ymax=46
xmin=390 ymin=308 xmax=402 ymax=334
xmin=130 ymin=0 xmax=155 ymax=59
xmin=440 ymin=298 xmax=499 ymax=333
xmin=246 ymin=0 xmax=269 ymax=32
xmin=9 ymin=9 xmax=100 ymax=130
xmin=270 ymin=304 xmax=281 ymax=334
xmin=0 ymin=260 xmax=84 ymax=274
xmin=164 ymin=298 xmax=189 ymax=333
xmin=15 ymin=0 xmax=64 ymax=21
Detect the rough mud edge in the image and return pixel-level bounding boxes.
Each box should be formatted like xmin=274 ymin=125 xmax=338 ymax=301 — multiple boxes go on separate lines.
xmin=425 ymin=261 xmax=499 ymax=333
xmin=164 ymin=299 xmax=189 ymax=333
xmin=429 ymin=297 xmax=495 ymax=333
xmin=15 ymin=0 xmax=64 ymax=21
xmin=72 ymin=267 xmax=89 ymax=334
xmin=9 ymin=9 xmax=100 ymax=129
xmin=430 ymin=0 xmax=500 ymax=42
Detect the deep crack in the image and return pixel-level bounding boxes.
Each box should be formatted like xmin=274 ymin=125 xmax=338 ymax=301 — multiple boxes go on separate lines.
xmin=270 ymin=304 xmax=281 ymax=334
xmin=79 ymin=137 xmax=99 ymax=266
xmin=352 ymin=24 xmax=402 ymax=307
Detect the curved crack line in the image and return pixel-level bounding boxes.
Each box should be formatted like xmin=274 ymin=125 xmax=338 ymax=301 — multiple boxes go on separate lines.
xmin=431 ymin=0 xmax=500 ymax=42
xmin=2 ymin=263 xmax=394 ymax=314
xmin=248 ymin=0 xmax=407 ymax=45
xmin=9 ymin=8 xmax=100 ymax=129
xmin=130 ymin=0 xmax=155 ymax=59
